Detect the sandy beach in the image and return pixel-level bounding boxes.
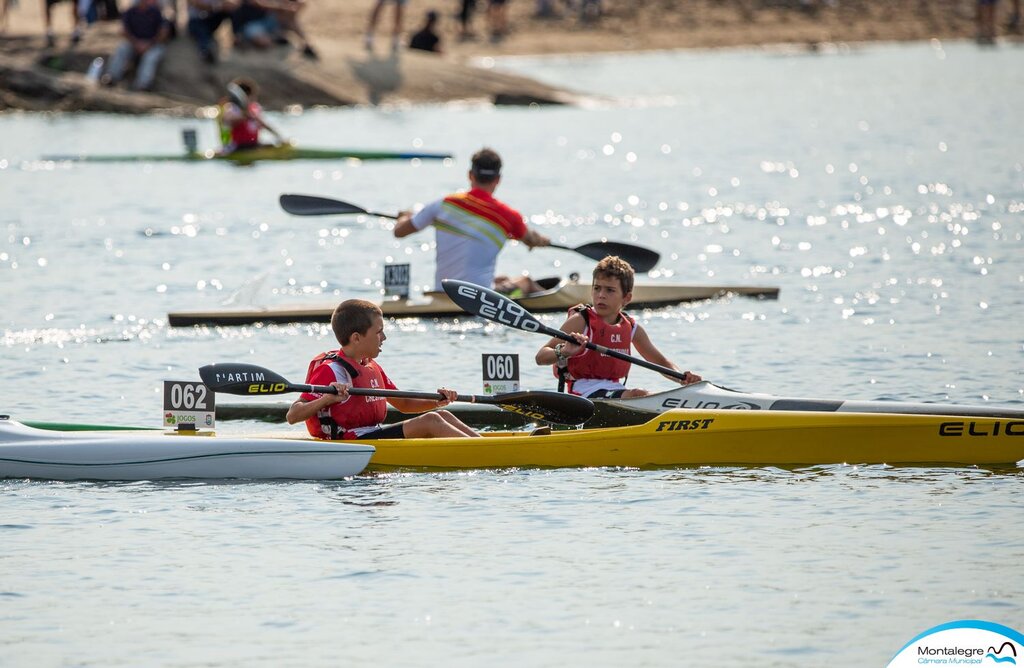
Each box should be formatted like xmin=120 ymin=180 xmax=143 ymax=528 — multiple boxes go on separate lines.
xmin=0 ymin=0 xmax=1019 ymax=111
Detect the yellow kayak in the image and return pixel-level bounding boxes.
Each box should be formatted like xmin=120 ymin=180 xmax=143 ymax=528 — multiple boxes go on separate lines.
xmin=363 ymin=409 xmax=1024 ymax=469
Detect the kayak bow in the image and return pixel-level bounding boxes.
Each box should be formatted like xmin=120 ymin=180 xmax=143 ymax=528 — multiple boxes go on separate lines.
xmin=0 ymin=417 xmax=373 ymax=481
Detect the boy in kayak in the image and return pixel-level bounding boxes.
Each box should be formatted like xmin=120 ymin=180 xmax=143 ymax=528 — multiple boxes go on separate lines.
xmin=535 ymin=256 xmax=701 ymax=399
xmin=393 ymin=147 xmax=551 ymax=297
xmin=285 ymin=299 xmax=479 ymax=439
xmin=217 ymin=77 xmax=285 ymax=152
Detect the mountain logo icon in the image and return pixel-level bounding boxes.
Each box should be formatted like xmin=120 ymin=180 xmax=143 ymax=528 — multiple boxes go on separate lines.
xmin=987 ymin=642 xmax=1018 ymax=665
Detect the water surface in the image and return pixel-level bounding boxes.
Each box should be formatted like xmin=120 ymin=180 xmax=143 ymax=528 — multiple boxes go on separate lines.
xmin=1 ymin=41 xmax=1023 ymax=666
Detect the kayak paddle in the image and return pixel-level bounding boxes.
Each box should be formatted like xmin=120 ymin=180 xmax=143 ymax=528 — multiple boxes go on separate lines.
xmin=547 ymin=241 xmax=659 ymax=273
xmin=278 ymin=194 xmax=660 ymax=271
xmin=441 ymin=279 xmax=693 ymax=383
xmin=279 ymin=194 xmax=397 ymax=219
xmin=199 ymin=362 xmax=594 ymax=426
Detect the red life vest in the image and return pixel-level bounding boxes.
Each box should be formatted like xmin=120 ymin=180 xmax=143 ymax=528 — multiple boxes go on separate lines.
xmin=229 ymin=102 xmax=262 ymax=148
xmin=553 ymin=305 xmax=636 ymax=394
xmin=302 ymin=350 xmax=393 ymax=440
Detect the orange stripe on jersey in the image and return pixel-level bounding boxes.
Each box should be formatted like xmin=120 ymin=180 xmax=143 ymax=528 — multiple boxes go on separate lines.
xmin=443 ymin=189 xmax=526 ymax=239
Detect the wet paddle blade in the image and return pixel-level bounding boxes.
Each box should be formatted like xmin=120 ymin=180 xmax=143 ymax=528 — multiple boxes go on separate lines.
xmin=279 ymin=194 xmax=369 ymax=216
xmin=491 ymin=390 xmax=594 ymax=425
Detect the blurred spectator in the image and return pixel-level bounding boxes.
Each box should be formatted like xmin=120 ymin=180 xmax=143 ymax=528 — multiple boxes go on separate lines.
xmin=275 ymin=0 xmax=317 ymax=59
xmin=160 ymin=0 xmax=178 ymax=36
xmin=102 ymin=0 xmax=169 ymax=90
xmin=409 ymin=8 xmax=441 ymax=52
xmin=42 ymin=0 xmax=85 ymax=47
xmin=1008 ymin=0 xmax=1021 ymax=31
xmin=534 ymin=0 xmax=556 ymax=18
xmin=231 ymin=0 xmax=280 ymax=48
xmin=487 ymin=0 xmax=507 ymax=41
xmin=458 ymin=0 xmax=475 ymax=40
xmin=977 ymin=0 xmax=997 ymax=43
xmin=97 ymin=0 xmax=120 ymax=20
xmin=187 ymin=0 xmax=237 ymax=62
xmin=365 ymin=0 xmax=406 ymax=52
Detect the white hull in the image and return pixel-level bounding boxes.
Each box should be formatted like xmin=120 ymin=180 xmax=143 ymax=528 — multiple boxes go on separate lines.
xmin=606 ymin=381 xmax=1024 ymax=419
xmin=0 ymin=419 xmax=373 ymax=481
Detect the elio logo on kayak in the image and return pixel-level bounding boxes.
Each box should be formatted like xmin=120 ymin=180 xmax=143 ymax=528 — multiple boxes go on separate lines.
xmin=938 ymin=421 xmax=1024 ymax=437
xmin=660 ymin=398 xmax=762 ymax=410
xmin=886 ymin=620 xmax=1022 ymax=667
xmin=655 ymin=418 xmax=714 ymax=432
xmin=455 ymin=285 xmax=540 ymax=332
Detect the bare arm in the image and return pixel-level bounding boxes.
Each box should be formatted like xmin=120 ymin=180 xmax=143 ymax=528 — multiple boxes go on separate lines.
xmin=632 ymin=326 xmax=701 ymax=385
xmin=285 ymin=382 xmax=349 ymax=424
xmin=393 ymin=210 xmax=417 ymax=238
xmin=387 ymin=388 xmax=457 ymax=414
xmin=535 ymin=313 xmax=587 ymax=365
xmin=520 ymin=227 xmax=550 ymax=249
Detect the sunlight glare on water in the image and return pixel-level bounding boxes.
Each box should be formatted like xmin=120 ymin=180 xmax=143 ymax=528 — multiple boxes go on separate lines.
xmin=1 ymin=41 xmax=1023 ymax=666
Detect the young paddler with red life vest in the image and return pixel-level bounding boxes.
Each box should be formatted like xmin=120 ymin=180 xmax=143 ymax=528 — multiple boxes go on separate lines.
xmin=218 ymin=77 xmax=285 ymax=152
xmin=285 ymin=299 xmax=479 ymax=439
xmin=393 ymin=147 xmax=552 ymax=297
xmin=535 ymin=256 xmax=702 ymax=399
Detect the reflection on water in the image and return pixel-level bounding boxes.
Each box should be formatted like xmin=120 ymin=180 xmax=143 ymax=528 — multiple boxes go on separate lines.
xmin=0 ymin=41 xmax=1023 ymax=666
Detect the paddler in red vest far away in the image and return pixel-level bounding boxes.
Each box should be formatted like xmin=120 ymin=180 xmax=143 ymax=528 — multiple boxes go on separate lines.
xmin=285 ymin=299 xmax=480 ymax=439
xmin=393 ymin=147 xmax=552 ymax=297
xmin=536 ymin=256 xmax=702 ymax=399
xmin=216 ymin=77 xmax=285 ymax=153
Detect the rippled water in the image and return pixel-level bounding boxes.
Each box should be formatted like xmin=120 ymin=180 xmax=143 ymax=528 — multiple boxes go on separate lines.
xmin=1 ymin=41 xmax=1023 ymax=665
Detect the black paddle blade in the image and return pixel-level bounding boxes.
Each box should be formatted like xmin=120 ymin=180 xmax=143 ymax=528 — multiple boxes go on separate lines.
xmin=442 ymin=279 xmax=556 ymax=335
xmin=198 ymin=363 xmax=294 ymax=395
xmin=279 ymin=194 xmax=367 ymax=217
xmin=575 ymin=241 xmax=660 ymax=273
xmin=493 ymin=391 xmax=595 ymax=425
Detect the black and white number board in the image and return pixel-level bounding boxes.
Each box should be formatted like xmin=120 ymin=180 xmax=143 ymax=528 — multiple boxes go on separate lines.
xmin=482 ymin=353 xmax=520 ymax=395
xmin=163 ymin=381 xmax=215 ymax=430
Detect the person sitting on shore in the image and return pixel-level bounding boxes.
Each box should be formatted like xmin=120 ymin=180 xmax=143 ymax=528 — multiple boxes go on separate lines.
xmin=217 ymin=77 xmax=285 ymax=151
xmin=409 ymin=9 xmax=442 ymax=53
xmin=186 ymin=0 xmax=237 ymax=63
xmin=286 ymin=299 xmax=479 ymax=440
xmin=535 ymin=256 xmax=702 ymax=399
xmin=393 ymin=147 xmax=552 ymax=297
xmin=230 ymin=0 xmax=281 ymax=49
xmin=101 ymin=0 xmax=170 ymax=92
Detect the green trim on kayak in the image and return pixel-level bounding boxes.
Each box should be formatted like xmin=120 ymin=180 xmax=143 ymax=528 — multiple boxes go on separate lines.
xmin=41 ymin=145 xmax=453 ymax=164
xmin=22 ymin=421 xmax=161 ymax=432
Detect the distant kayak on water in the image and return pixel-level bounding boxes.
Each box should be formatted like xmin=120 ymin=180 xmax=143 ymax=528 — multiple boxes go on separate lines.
xmin=166 ymin=276 xmax=781 ymax=327
xmin=41 ymin=143 xmax=454 ymax=165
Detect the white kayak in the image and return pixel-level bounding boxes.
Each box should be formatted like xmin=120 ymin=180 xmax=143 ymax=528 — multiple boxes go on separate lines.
xmin=604 ymin=381 xmax=1024 ymax=419
xmin=0 ymin=418 xmax=374 ymax=481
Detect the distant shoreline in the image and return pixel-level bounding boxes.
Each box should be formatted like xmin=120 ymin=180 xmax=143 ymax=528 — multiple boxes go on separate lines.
xmin=1 ymin=0 xmax=1020 ymax=113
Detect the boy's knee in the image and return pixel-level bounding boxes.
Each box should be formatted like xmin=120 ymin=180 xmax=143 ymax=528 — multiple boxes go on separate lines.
xmin=417 ymin=412 xmax=445 ymax=427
